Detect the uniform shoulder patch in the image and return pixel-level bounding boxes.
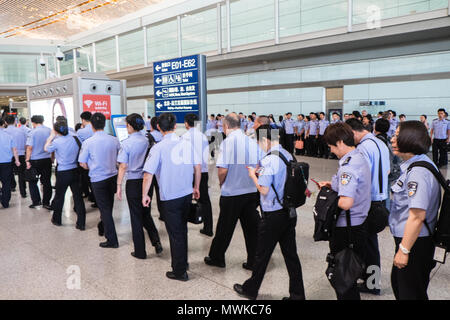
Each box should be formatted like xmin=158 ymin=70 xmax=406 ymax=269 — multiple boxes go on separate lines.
xmin=407 ymin=181 xmax=418 ymax=197
xmin=340 ymin=172 xmax=352 ymax=185
xmin=342 ymin=156 xmax=351 ymax=166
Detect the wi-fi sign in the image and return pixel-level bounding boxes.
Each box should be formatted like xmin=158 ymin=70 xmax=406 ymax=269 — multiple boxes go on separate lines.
xmin=84 ymin=100 xmax=93 ymax=108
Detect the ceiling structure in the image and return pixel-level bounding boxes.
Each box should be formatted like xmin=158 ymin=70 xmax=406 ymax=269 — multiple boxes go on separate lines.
xmin=0 ymin=0 xmax=164 ymax=40
xmin=0 ymin=95 xmax=26 ymax=107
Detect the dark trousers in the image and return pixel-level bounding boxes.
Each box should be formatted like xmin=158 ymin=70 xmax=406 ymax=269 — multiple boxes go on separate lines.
xmin=52 ymin=169 xmax=86 ymax=227
xmin=91 ymin=176 xmax=118 ymax=245
xmin=432 ymin=139 xmax=447 ymax=166
xmin=0 ymin=162 xmax=13 ymax=208
xmin=150 ymin=178 xmax=163 ymax=219
xmin=198 ymin=172 xmax=213 ymax=233
xmin=329 ymin=221 xmax=368 ymax=300
xmin=209 ymin=192 xmax=259 ymax=266
xmin=125 ymin=179 xmax=160 ymax=257
xmin=11 ymin=155 xmax=26 ymax=196
xmin=243 ymin=210 xmax=305 ymax=299
xmin=308 ymin=136 xmax=318 ymax=157
xmin=284 ymin=134 xmax=294 ymax=154
xmin=391 ymin=236 xmax=436 ymax=300
xmin=160 ymin=194 xmax=191 ymax=276
xmin=29 ymin=158 xmax=52 ymax=206
xmin=318 ymin=135 xmax=329 ymax=158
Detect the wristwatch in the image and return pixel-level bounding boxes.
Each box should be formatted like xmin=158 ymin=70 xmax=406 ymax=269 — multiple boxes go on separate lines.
xmin=399 ymin=243 xmax=410 ymax=255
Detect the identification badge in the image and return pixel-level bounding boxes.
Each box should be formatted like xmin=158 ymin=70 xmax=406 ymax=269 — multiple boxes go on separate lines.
xmin=433 ymin=245 xmax=447 ymax=264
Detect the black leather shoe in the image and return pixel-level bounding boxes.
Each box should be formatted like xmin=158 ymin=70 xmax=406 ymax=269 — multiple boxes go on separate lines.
xmin=204 ymin=256 xmax=225 ymax=268
xmin=233 ymin=284 xmax=256 ymax=300
xmin=29 ymin=202 xmax=42 ymax=209
xmin=154 ymin=242 xmax=163 ymax=254
xmin=51 ymin=218 xmax=62 ymax=226
xmin=357 ymin=282 xmax=381 ymax=295
xmin=97 ymin=222 xmax=104 ymax=236
xmin=242 ymin=262 xmax=253 ymax=271
xmin=76 ymin=224 xmax=85 ymax=231
xmin=99 ymin=241 xmax=118 ymax=248
xmin=200 ymin=229 xmax=213 ymax=237
xmin=282 ymin=295 xmax=305 ymax=300
xmin=166 ymin=271 xmax=188 ymax=282
xmin=43 ymin=204 xmax=53 ymax=211
xmin=131 ymin=252 xmax=147 ymax=260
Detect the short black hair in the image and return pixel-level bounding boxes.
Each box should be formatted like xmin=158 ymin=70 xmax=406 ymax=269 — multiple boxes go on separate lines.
xmin=324 ymin=123 xmax=355 ymax=147
xmin=75 ymin=123 xmax=82 ymax=131
xmin=157 ymin=113 xmax=176 ymax=132
xmin=90 ymin=113 xmax=106 ymax=130
xmin=421 ymin=114 xmax=427 ymax=119
xmin=80 ymin=111 xmax=92 ymax=121
xmin=287 ymin=112 xmax=292 ymax=115
xmin=256 ymin=124 xmax=279 ymax=141
xmin=345 ymin=118 xmax=366 ymax=132
xmin=54 ymin=119 xmax=69 ymax=136
xmin=375 ymin=118 xmax=390 ymax=134
xmin=397 ymin=121 xmax=431 ymax=155
xmin=126 ymin=113 xmax=145 ymax=132
xmin=19 ymin=117 xmax=27 ymax=125
xmin=5 ymin=115 xmax=15 ymax=125
xmin=438 ymin=108 xmax=446 ymax=113
xmin=150 ymin=116 xmax=158 ymax=130
xmin=319 ymin=112 xmax=325 ymax=116
xmin=210 ymin=114 xmax=215 ymax=117
xmin=392 ymin=110 xmax=397 ymax=117
xmin=56 ymin=115 xmax=66 ymax=122
xmin=399 ymin=114 xmax=406 ymax=119
xmin=184 ymin=113 xmax=198 ymax=127
xmin=31 ymin=115 xmax=44 ymax=124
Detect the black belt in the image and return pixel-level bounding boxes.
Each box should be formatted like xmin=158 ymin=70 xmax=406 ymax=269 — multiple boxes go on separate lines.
xmin=261 ymin=208 xmax=287 ymax=218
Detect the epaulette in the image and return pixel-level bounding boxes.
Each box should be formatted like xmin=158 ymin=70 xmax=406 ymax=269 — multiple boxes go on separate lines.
xmin=342 ymin=156 xmax=351 ymax=166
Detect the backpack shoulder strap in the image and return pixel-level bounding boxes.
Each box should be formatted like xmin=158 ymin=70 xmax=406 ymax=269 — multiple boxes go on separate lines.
xmin=73 ymin=136 xmax=82 ymax=149
xmin=265 ymin=150 xmax=290 ymax=207
xmin=407 ymin=161 xmax=449 ymax=191
xmin=364 ymin=138 xmax=383 ymax=194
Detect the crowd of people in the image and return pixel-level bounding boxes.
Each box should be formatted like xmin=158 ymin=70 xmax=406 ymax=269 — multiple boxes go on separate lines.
xmin=0 ymin=106 xmax=447 ymax=300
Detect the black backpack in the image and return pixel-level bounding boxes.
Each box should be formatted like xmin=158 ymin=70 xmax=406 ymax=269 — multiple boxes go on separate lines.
xmin=267 ymin=151 xmax=309 ymax=212
xmin=376 ymin=134 xmax=401 ymax=183
xmin=313 ymin=187 xmax=339 ymax=241
xmin=143 ymin=132 xmax=157 ymax=165
xmin=408 ymin=161 xmax=450 ymax=254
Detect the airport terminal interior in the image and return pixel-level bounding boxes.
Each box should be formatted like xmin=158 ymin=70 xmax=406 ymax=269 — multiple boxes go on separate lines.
xmin=0 ymin=0 xmax=450 ymax=300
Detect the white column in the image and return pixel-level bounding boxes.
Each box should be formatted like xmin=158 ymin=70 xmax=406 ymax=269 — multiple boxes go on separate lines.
xmin=448 ymin=0 xmax=450 ymax=15
xmin=348 ymin=0 xmax=353 ymax=32
xmin=226 ymin=0 xmax=231 ymax=53
xmin=275 ymin=0 xmax=280 ymax=44
xmin=143 ymin=26 xmax=148 ymax=67
xmin=115 ymin=35 xmax=120 ymax=72
xmin=217 ymin=3 xmax=222 ymax=55
xmin=177 ymin=15 xmax=182 ymax=57
xmin=73 ymin=48 xmax=77 ymax=73
xmin=92 ymin=43 xmax=97 ymax=72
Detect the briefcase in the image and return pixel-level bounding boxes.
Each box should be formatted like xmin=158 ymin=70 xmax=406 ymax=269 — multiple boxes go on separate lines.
xmin=188 ymin=200 xmax=203 ymax=224
xmin=295 ymin=140 xmax=304 ymax=150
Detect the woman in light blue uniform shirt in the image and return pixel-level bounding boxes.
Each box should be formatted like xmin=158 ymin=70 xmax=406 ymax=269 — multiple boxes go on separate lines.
xmin=116 ymin=114 xmax=162 ymax=259
xmin=389 ymin=121 xmax=439 ymax=300
xmin=318 ymin=122 xmax=371 ymax=300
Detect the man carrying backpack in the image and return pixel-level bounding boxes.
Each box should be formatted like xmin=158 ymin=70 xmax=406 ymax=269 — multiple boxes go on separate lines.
xmin=233 ymin=124 xmax=306 ymax=300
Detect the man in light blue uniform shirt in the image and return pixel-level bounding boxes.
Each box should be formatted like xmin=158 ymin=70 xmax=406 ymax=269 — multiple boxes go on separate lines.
xmin=387 ymin=110 xmax=398 ymax=138
xmin=239 ymin=112 xmax=248 ymax=132
xmin=19 ymin=117 xmax=31 ymax=135
xmin=430 ymin=108 xmax=450 ymax=168
xmin=4 ymin=115 xmax=28 ymax=197
xmin=0 ymin=127 xmax=20 ymax=208
xmin=77 ymin=111 xmax=95 ymax=203
xmin=149 ymin=116 xmax=163 ymax=142
xmin=282 ymin=112 xmax=295 ymax=153
xmin=26 ymin=115 xmax=52 ymax=209
xmin=234 ymin=124 xmax=305 ymax=300
xmin=206 ymin=114 xmax=217 ymax=131
xmin=142 ymin=113 xmax=201 ymax=282
xmin=347 ymin=118 xmax=390 ymax=295
xmin=79 ymin=112 xmax=121 ymax=248
xmin=116 ymin=113 xmax=161 ymax=259
xmin=205 ymin=112 xmax=262 ymax=271
xmin=182 ymin=113 xmax=214 ymax=236
xmin=294 ymin=114 xmax=305 ymax=155
xmin=318 ymin=112 xmax=330 ymax=158
xmin=307 ymin=113 xmax=319 ymax=157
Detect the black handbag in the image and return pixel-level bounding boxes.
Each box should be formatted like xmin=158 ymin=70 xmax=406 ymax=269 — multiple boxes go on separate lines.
xmin=365 ymin=138 xmax=389 ymax=234
xmin=24 ymin=167 xmax=39 ymax=182
xmin=188 ymin=200 xmax=203 ymax=224
xmin=325 ymin=210 xmax=365 ymax=296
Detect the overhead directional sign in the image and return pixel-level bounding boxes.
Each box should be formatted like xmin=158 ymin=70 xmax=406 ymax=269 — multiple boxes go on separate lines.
xmin=153 ymin=54 xmax=207 ymax=129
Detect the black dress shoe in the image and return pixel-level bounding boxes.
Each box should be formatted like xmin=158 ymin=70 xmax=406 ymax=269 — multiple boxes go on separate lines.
xmin=97 ymin=222 xmax=104 ymax=236
xmin=204 ymin=256 xmax=225 ymax=268
xmin=282 ymin=295 xmax=305 ymax=300
xmin=200 ymin=229 xmax=213 ymax=237
xmin=233 ymin=284 xmax=256 ymax=300
xmin=166 ymin=271 xmax=188 ymax=282
xmin=131 ymin=252 xmax=147 ymax=260
xmin=154 ymin=242 xmax=163 ymax=254
xmin=99 ymin=241 xmax=118 ymax=248
xmin=43 ymin=204 xmax=53 ymax=211
xmin=29 ymin=202 xmax=42 ymax=209
xmin=242 ymin=262 xmax=253 ymax=271
xmin=51 ymin=218 xmax=62 ymax=226
xmin=76 ymin=225 xmax=85 ymax=231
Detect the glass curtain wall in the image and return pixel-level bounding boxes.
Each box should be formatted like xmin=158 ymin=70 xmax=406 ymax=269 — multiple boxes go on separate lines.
xmin=96 ymin=38 xmax=116 ymax=72
xmin=60 ymin=51 xmax=74 ymax=76
xmin=77 ymin=45 xmax=94 ymax=72
xmin=147 ymin=18 xmax=178 ymax=64
xmin=181 ymin=7 xmax=217 ymax=56
xmin=119 ymin=29 xmax=144 ymax=69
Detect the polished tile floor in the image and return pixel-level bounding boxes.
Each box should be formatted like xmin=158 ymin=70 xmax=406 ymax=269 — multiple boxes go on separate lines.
xmin=1 ymin=155 xmax=449 ymax=300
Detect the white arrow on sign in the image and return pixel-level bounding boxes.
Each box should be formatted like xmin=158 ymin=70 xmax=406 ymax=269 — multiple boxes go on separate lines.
xmin=156 ymin=102 xmax=162 ymax=109
xmin=155 ymin=78 xmax=162 ymax=84
xmin=156 ymin=90 xmax=162 ymax=97
xmin=155 ymin=65 xmax=161 ymax=72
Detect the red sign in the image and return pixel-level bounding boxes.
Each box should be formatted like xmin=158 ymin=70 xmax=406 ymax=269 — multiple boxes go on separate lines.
xmin=82 ymin=95 xmax=111 ymax=119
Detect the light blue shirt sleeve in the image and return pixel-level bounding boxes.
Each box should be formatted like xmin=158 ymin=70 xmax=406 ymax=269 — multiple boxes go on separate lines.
xmin=407 ymin=168 xmax=432 ymax=211
xmin=336 ymin=168 xmax=358 ymax=199
xmin=46 ymin=140 xmax=57 ymax=153
xmin=216 ymin=141 xmax=228 ymax=169
xmin=78 ymin=141 xmax=90 ymax=163
xmin=117 ymin=143 xmax=130 ymax=164
xmin=143 ymin=145 xmax=161 ymax=175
